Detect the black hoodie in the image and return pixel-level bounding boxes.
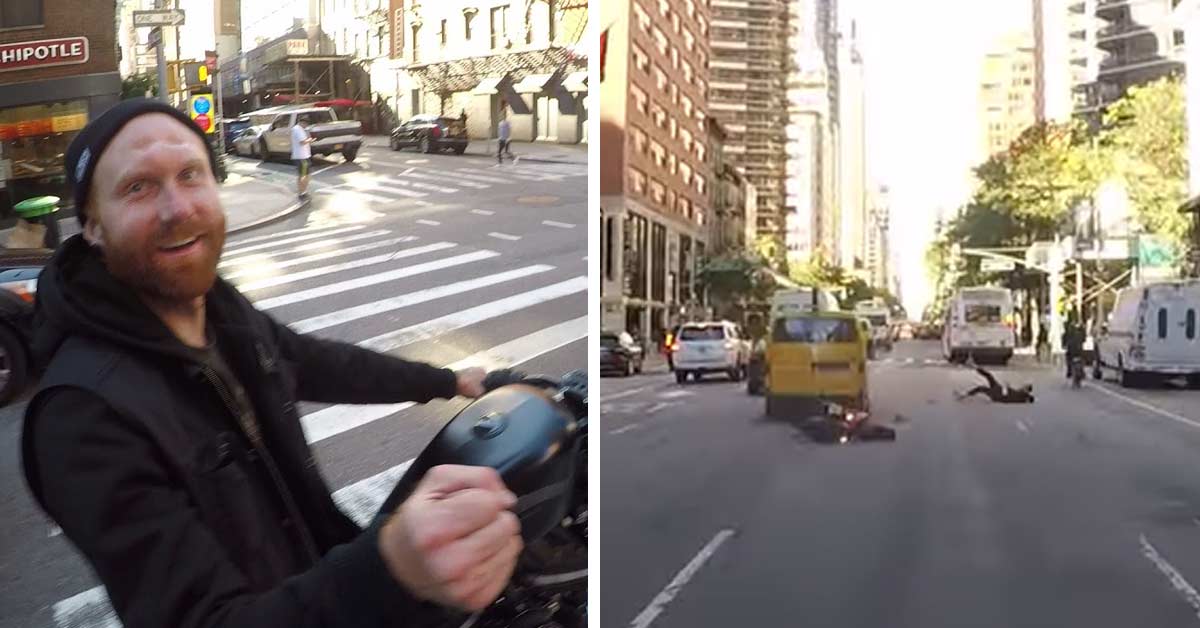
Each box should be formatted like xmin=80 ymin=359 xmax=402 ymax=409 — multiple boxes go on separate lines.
xmin=22 ymin=234 xmax=460 ymax=628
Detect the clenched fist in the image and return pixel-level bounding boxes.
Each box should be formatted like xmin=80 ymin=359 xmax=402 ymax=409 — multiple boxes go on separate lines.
xmin=378 ymin=465 xmax=523 ymax=612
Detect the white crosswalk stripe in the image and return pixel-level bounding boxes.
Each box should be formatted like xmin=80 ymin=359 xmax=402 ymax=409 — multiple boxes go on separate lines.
xmin=400 ymin=169 xmax=489 ymax=189
xmin=41 ymin=213 xmax=586 ymax=628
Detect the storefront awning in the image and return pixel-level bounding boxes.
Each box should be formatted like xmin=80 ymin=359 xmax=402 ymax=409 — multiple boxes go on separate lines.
xmin=562 ymin=71 xmax=587 ymax=93
xmin=513 ymin=73 xmax=558 ymax=94
xmin=472 ymin=76 xmax=509 ymax=95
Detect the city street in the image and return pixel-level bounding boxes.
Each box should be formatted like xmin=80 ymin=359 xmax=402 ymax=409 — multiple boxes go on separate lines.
xmin=0 ymin=141 xmax=586 ymax=628
xmin=601 ymin=340 xmax=1200 ymax=627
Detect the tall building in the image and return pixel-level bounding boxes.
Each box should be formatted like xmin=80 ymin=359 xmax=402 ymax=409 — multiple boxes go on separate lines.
xmin=1078 ymin=0 xmax=1184 ymax=115
xmin=600 ymin=0 xmax=712 ymax=343
xmin=865 ymin=185 xmax=891 ymax=292
xmin=1034 ymin=0 xmax=1076 ymax=122
xmin=785 ymin=0 xmax=839 ymax=267
xmin=838 ymin=14 xmax=866 ymax=274
xmin=979 ymin=32 xmax=1038 ymax=160
xmin=707 ymin=0 xmax=788 ymax=243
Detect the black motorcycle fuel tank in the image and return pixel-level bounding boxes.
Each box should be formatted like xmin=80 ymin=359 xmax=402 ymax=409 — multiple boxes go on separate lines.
xmin=381 ymin=384 xmax=582 ymax=542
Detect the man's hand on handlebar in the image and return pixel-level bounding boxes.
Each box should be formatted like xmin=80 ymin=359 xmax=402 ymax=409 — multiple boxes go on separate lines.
xmin=378 ymin=465 xmax=524 ymax=612
xmin=455 ymin=368 xmax=487 ymax=398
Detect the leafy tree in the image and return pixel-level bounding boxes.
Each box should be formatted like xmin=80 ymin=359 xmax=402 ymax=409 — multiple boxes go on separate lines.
xmin=121 ymin=73 xmax=158 ymax=99
xmin=1097 ymin=75 xmax=1189 ymax=247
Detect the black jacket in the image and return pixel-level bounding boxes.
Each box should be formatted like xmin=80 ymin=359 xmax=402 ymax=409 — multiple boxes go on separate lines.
xmin=21 ymin=235 xmax=460 ymax=628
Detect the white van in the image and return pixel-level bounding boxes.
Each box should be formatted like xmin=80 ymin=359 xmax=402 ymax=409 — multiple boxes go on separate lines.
xmin=770 ymin=288 xmax=840 ymax=319
xmin=1095 ymin=280 xmax=1200 ymax=387
xmin=942 ymin=287 xmax=1016 ymax=365
xmin=854 ymin=299 xmax=893 ymax=353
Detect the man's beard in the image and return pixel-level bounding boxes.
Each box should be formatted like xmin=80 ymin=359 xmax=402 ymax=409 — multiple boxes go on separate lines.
xmin=103 ymin=222 xmax=226 ymax=305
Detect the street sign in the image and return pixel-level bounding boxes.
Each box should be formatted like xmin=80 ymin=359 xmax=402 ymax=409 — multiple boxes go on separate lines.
xmin=981 ymin=258 xmax=1016 ymax=273
xmin=133 ymin=10 xmax=185 ymax=27
xmin=189 ymin=95 xmax=215 ymax=134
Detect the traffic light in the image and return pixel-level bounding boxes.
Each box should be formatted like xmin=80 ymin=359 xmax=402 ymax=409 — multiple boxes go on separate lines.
xmin=183 ymin=62 xmax=209 ymax=89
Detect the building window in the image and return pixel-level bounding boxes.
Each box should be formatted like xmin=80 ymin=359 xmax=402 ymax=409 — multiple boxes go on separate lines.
xmin=630 ymin=168 xmax=647 ymax=194
xmin=440 ymin=19 xmax=448 ymax=45
xmin=0 ymin=100 xmax=87 ymax=190
xmin=653 ymin=27 xmax=668 ymax=55
xmin=681 ymin=163 xmax=693 ymax=185
xmin=654 ymin=65 xmax=668 ymax=92
xmin=604 ymin=216 xmax=615 ymax=281
xmin=633 ymin=126 xmax=648 ymax=154
xmin=697 ymin=16 xmax=707 ymax=36
xmin=682 ymin=61 xmax=694 ymax=85
xmin=651 ymin=223 xmax=667 ymax=301
xmin=547 ymin=0 xmax=556 ymax=41
xmin=669 ymin=117 xmax=677 ymax=139
xmin=465 ymin=10 xmax=476 ymax=39
xmin=377 ymin=26 xmax=386 ymax=55
xmin=651 ymin=102 xmax=667 ymax=128
xmin=681 ymin=96 xmax=693 ymax=118
xmin=668 ymin=153 xmax=677 ymax=174
xmin=650 ymin=140 xmax=666 ymax=167
xmin=0 ymin=0 xmax=42 ymax=28
xmin=632 ymin=44 xmax=650 ymax=73
xmin=683 ymin=29 xmax=695 ymax=51
xmin=696 ymin=174 xmax=706 ymax=195
xmin=631 ymin=84 xmax=648 ymax=114
xmin=671 ymin=47 xmax=679 ymax=69
xmin=680 ymin=128 xmax=693 ymax=152
xmin=658 ymin=0 xmax=669 ymax=16
xmin=393 ymin=8 xmax=405 ymax=56
xmin=696 ymin=142 xmax=706 ymax=162
xmin=412 ymin=24 xmax=421 ymax=61
xmin=670 ymin=83 xmax=679 ymax=105
xmin=650 ymin=179 xmax=666 ymax=205
xmin=633 ymin=2 xmax=651 ymax=33
xmin=491 ymin=6 xmax=509 ymax=49
xmin=684 ymin=0 xmax=695 ymax=18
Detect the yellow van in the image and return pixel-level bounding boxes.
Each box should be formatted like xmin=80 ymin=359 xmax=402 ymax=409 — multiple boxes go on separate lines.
xmin=765 ymin=311 xmax=870 ymax=417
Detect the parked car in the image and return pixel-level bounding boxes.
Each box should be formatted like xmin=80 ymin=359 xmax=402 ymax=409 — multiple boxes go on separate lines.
xmin=233 ymin=125 xmax=269 ymax=157
xmin=258 ymin=107 xmax=363 ymax=162
xmin=0 ymin=248 xmax=52 ymax=406
xmin=600 ymin=331 xmax=644 ymax=377
xmin=1095 ymin=279 xmax=1200 ymax=387
xmin=219 ymin=115 xmax=251 ymax=153
xmin=390 ymin=114 xmax=470 ymax=154
xmin=673 ymin=320 xmax=751 ymax=384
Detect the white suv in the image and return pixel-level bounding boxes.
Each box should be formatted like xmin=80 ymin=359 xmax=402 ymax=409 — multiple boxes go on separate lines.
xmin=673 ymin=321 xmax=751 ymax=384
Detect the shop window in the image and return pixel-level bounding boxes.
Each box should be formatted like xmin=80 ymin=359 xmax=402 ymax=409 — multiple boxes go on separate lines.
xmin=0 ymin=0 xmax=43 ymax=28
xmin=0 ymin=100 xmax=87 ymax=209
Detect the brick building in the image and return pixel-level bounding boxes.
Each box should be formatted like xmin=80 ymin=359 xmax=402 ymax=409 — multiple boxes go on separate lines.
xmin=600 ymin=0 xmax=712 ymax=343
xmin=0 ymin=0 xmax=121 ymax=219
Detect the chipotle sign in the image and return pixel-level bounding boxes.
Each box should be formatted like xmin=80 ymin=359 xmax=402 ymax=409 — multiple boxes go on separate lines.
xmin=0 ymin=37 xmax=89 ymax=73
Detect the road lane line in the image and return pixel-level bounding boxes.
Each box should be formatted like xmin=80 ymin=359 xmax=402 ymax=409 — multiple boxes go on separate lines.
xmin=489 ymin=232 xmax=522 ymax=241
xmin=543 ymin=220 xmax=575 ymax=229
xmin=1139 ymin=534 xmax=1200 ymax=619
xmin=311 ymin=162 xmax=340 ymax=177
xmin=235 ymin=242 xmax=462 ymax=297
xmin=402 ymin=170 xmax=489 ymax=189
xmin=358 ymin=277 xmax=587 ymax=352
xmin=222 ymin=225 xmax=366 ymax=257
xmin=610 ymin=423 xmax=641 ymax=435
xmin=219 ymin=230 xmax=396 ymax=269
xmin=603 ymin=385 xmax=652 ymax=401
xmin=629 ymin=529 xmax=736 ymax=628
xmin=1086 ymin=382 xmax=1200 ymax=431
xmin=646 ymin=402 xmax=676 ymax=414
xmin=222 ymin=235 xmax=419 ymax=279
xmin=290 ymin=265 xmax=555 ymax=334
xmin=416 ymin=219 xmax=441 ymax=226
xmin=301 ymin=316 xmax=587 ymax=443
xmin=1016 ymin=419 xmax=1030 ymax=434
xmin=471 ymin=209 xmax=495 ymax=215
xmin=225 ymin=223 xmax=363 ymax=249
xmin=315 ymin=187 xmax=400 ymax=202
xmin=49 ymin=322 xmax=589 ymax=626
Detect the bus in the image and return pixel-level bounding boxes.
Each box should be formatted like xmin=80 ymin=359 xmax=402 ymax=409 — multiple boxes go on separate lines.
xmin=942 ymin=287 xmax=1016 ymax=365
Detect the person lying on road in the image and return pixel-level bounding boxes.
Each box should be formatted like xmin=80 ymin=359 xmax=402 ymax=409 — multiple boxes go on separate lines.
xmin=955 ymin=365 xmax=1035 ymax=404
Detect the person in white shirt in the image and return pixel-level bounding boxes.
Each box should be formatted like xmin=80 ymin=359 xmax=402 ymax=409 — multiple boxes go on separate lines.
xmin=291 ymin=117 xmax=314 ymax=198
xmin=497 ymin=109 xmax=512 ymax=163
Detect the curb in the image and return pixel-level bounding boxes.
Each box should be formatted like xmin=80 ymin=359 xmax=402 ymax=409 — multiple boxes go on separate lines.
xmin=440 ymin=151 xmax=587 ymax=166
xmin=226 ymin=198 xmax=307 ymax=235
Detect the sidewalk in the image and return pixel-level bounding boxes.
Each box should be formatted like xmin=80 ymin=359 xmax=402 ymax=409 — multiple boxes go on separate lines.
xmin=361 ymin=135 xmax=587 ymax=165
xmin=0 ymin=172 xmax=303 ymax=247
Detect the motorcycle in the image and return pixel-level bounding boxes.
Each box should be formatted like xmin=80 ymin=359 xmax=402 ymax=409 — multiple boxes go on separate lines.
xmin=379 ymin=368 xmax=588 ymax=628
xmin=1069 ymin=355 xmax=1084 ymax=388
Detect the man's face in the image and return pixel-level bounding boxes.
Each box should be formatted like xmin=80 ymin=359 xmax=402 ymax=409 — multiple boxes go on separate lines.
xmin=83 ymin=113 xmax=226 ymax=305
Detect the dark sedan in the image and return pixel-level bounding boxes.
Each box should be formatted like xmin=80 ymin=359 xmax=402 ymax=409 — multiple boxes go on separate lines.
xmin=601 ymin=331 xmax=644 ymax=377
xmin=390 ymin=114 xmax=470 ymax=154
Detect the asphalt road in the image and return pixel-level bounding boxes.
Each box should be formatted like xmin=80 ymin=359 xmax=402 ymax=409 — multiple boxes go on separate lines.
xmin=601 ymin=341 xmax=1200 ymax=628
xmin=0 ymin=144 xmax=587 ymax=628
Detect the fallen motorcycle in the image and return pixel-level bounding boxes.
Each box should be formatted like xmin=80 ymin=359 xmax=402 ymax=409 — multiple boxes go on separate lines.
xmin=798 ymin=402 xmax=896 ymax=444
xmin=378 ymin=368 xmax=588 ymax=628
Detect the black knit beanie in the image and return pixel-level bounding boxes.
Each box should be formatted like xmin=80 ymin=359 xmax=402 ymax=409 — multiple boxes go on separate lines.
xmin=65 ymin=98 xmax=218 ymax=226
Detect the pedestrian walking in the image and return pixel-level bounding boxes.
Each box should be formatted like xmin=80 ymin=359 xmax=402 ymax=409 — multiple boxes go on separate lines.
xmin=497 ymin=108 xmax=513 ymax=163
xmin=23 ymin=99 xmax=519 ymax=628
xmin=291 ymin=115 xmax=314 ymax=199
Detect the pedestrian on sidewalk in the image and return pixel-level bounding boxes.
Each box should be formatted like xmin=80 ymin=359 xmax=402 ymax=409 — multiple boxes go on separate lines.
xmin=291 ymin=115 xmax=314 ymax=200
xmin=497 ymin=107 xmax=513 ymax=163
xmin=23 ymin=99 xmax=521 ymax=628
